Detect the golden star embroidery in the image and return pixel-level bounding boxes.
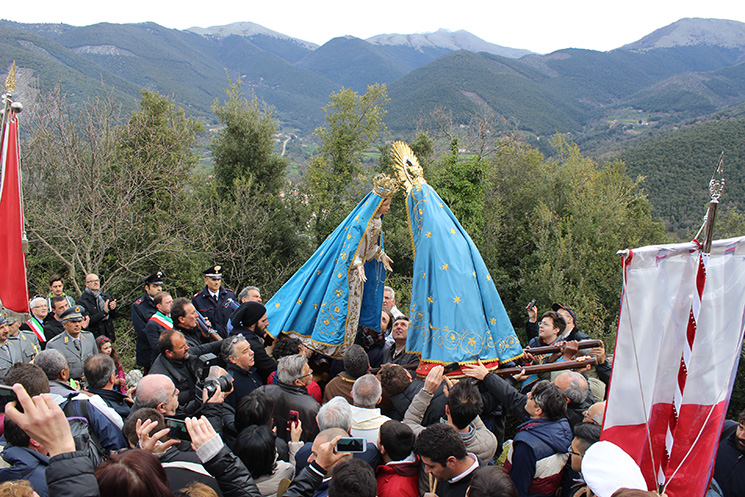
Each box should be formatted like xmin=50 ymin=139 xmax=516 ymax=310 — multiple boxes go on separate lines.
xmin=472 ymin=271 xmax=477 ymax=278
xmin=439 ymin=202 xmax=443 ymax=208
xmin=425 ymin=231 xmax=432 ymax=238
xmin=490 ymin=318 xmax=496 ymax=325
xmin=442 ymin=263 xmax=449 ymax=271
xmin=454 ymin=296 xmax=461 ymax=304
xmin=422 ymin=272 xmax=426 ymax=278
xmin=316 ymin=270 xmax=322 ymax=275
xmin=313 ymin=304 xmax=319 ymax=309
xmin=486 ymin=275 xmax=492 ymax=281
xmin=355 ymin=216 xmax=359 ymax=221
xmin=427 ymin=296 xmax=433 ymax=304
xmin=320 ymin=251 xmax=324 ymax=256
xmin=297 ymin=299 xmax=302 ymax=305
xmin=450 ymin=229 xmax=456 ymax=235
xmin=275 ymin=303 xmax=280 ymax=308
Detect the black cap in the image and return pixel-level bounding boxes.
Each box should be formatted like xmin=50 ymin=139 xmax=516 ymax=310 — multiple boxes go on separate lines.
xmin=203 ymin=265 xmax=223 ymax=279
xmin=143 ymin=271 xmax=165 ymax=285
xmin=60 ymin=306 xmax=85 ymax=322
xmin=231 ymin=301 xmax=266 ymax=328
xmin=551 ymin=303 xmax=577 ymax=323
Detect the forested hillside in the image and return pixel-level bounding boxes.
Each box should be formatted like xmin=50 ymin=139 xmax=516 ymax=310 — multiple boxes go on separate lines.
xmin=619 ymin=117 xmax=745 ymax=234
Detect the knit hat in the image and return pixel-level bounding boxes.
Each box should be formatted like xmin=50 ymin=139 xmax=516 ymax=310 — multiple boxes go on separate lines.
xmin=231 ymin=301 xmax=266 ymax=328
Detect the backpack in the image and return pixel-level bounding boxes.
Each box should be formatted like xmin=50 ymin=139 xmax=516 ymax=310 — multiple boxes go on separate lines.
xmin=61 ymin=397 xmax=108 ymax=467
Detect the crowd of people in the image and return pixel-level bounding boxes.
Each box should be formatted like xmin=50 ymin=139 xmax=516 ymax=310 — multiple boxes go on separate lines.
xmin=0 ymin=266 xmax=741 ymax=497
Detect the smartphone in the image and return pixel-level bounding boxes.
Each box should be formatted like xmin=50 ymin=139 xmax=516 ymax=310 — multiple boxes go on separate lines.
xmin=442 ymin=362 xmax=461 ymax=375
xmin=164 ymin=416 xmax=191 ymax=441
xmin=526 ymin=299 xmax=536 ymax=310
xmin=288 ymin=410 xmax=299 ymax=428
xmin=335 ymin=437 xmax=367 ymax=453
xmin=0 ymin=385 xmax=18 ymax=411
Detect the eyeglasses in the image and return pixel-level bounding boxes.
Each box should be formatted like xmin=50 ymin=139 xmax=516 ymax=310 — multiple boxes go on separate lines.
xmin=567 ymin=446 xmax=582 ymax=456
xmin=86 ymin=279 xmax=99 ymax=283
xmin=229 ymin=334 xmax=245 ymax=346
xmin=296 ymin=371 xmax=312 ymax=381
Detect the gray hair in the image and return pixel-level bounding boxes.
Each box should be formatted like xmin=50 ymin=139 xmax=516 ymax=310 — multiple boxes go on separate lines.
xmin=34 ymin=349 xmax=68 ymax=381
xmin=221 ymin=335 xmax=247 ymax=362
xmin=277 ymin=354 xmax=308 ymax=385
xmin=135 ymin=374 xmax=172 ymax=408
xmin=29 ymin=297 xmax=47 ymax=309
xmin=561 ymin=371 xmax=589 ymax=404
xmin=384 ymin=286 xmax=395 ymax=299
xmin=83 ymin=354 xmax=116 ymax=389
xmin=318 ymin=396 xmax=353 ymax=431
xmin=352 ymin=374 xmax=382 ymax=409
xmin=238 ymin=286 xmax=260 ymax=302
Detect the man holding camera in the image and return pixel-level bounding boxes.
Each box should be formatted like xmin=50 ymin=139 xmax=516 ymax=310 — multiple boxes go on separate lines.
xmin=149 ymin=328 xmax=223 ymax=416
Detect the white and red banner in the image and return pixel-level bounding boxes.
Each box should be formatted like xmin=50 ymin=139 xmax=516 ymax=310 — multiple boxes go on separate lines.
xmin=602 ymin=237 xmax=745 ymax=496
xmin=0 ymin=110 xmax=29 ymax=313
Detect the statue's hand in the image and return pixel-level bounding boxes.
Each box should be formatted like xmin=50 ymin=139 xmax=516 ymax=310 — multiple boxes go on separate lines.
xmin=357 ymin=265 xmax=367 ymax=282
xmin=381 ymin=253 xmax=394 ymax=272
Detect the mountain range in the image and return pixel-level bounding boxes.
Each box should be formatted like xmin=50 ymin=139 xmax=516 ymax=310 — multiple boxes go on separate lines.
xmin=2 ymin=17 xmax=745 ymax=140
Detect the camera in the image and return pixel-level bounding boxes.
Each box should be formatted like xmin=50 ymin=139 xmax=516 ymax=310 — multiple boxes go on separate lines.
xmin=196 ymin=353 xmax=233 ymax=399
xmin=203 ymin=373 xmax=233 ymax=399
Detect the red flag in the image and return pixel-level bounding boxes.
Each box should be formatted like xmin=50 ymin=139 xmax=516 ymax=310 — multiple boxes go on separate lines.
xmin=602 ymin=237 xmax=745 ymax=496
xmin=0 ymin=109 xmax=29 ymax=312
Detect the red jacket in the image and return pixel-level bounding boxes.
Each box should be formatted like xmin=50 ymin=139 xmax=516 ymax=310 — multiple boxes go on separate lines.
xmin=377 ymin=456 xmax=420 ymax=497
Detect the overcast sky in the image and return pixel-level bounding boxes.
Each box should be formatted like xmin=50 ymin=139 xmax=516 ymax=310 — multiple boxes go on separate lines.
xmin=4 ymin=0 xmax=745 ymax=54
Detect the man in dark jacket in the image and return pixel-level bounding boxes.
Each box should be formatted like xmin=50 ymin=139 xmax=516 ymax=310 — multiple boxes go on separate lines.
xmin=76 ymin=273 xmax=117 ymax=342
xmin=379 ymin=364 xmax=446 ymax=425
xmin=502 ymin=381 xmax=572 ymax=497
xmin=149 ymin=329 xmax=223 ymax=416
xmin=141 ymin=291 xmax=173 ymax=370
xmin=415 ymin=423 xmax=482 ymax=497
xmin=84 ymin=354 xmax=131 ymax=421
xmin=0 ymin=418 xmax=50 ymax=497
xmin=221 ymin=334 xmax=262 ymax=408
xmin=133 ymin=271 xmax=165 ymax=369
xmin=192 ymin=265 xmax=236 ymax=339
xmin=229 ymin=301 xmax=276 ymax=383
xmin=258 ymin=354 xmax=320 ymax=443
xmin=713 ymin=410 xmax=745 ymax=497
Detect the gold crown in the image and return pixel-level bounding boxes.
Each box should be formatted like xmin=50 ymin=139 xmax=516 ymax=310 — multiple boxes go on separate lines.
xmin=372 ymin=174 xmax=399 ymax=199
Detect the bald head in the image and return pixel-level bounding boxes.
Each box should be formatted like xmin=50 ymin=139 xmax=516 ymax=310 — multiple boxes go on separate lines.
xmin=555 ymin=371 xmax=589 ymax=405
xmin=136 ymin=374 xmax=178 ymax=415
xmin=585 ymin=401 xmax=606 ymax=426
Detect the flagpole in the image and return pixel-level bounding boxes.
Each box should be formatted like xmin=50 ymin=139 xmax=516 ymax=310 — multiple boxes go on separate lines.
xmin=695 ymin=152 xmax=725 ymax=253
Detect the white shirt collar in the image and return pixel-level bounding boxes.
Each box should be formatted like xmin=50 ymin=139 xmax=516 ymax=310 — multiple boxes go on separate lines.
xmin=448 ymin=453 xmax=479 ymax=483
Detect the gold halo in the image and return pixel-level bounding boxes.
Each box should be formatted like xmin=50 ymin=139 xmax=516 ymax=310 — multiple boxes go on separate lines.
xmin=390 ymin=141 xmax=425 ymax=192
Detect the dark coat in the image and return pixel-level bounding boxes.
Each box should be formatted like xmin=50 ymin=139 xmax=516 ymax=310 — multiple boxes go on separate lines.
xmin=258 ymin=380 xmax=320 ymax=443
xmin=192 ymin=286 xmax=236 ymax=339
xmin=149 ymin=339 xmax=223 ymax=416
xmin=132 ymin=294 xmax=158 ymax=367
xmin=0 ymin=446 xmax=49 ymax=497
xmin=389 ymin=378 xmax=446 ymax=426
xmin=45 ymin=450 xmax=100 ymax=497
xmin=88 ymin=387 xmax=131 ymax=421
xmin=225 ymin=363 xmax=262 ymax=408
xmin=142 ymin=315 xmax=172 ymax=368
xmin=77 ymin=290 xmax=117 ymax=341
xmin=714 ymin=426 xmax=745 ymax=497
